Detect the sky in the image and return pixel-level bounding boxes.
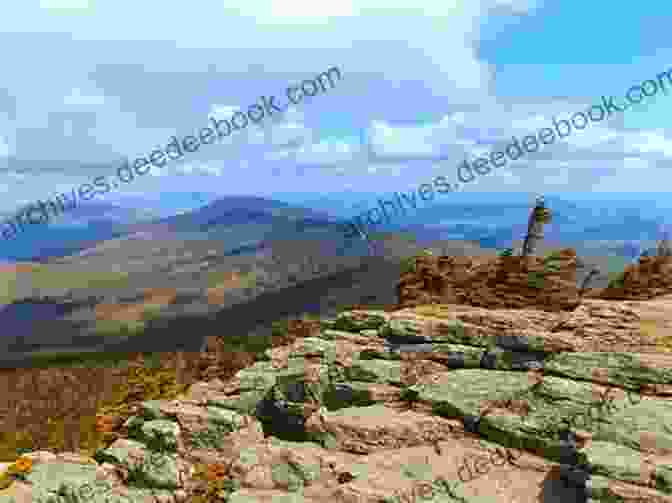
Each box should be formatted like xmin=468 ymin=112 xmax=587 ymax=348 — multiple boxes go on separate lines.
xmin=0 ymin=0 xmax=671 ymax=216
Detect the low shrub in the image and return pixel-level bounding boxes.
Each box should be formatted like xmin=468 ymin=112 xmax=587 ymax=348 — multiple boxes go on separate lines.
xmin=400 ymin=256 xmax=417 ymax=275
xmin=190 ymin=462 xmax=239 ymax=502
xmin=527 ymin=271 xmax=546 ymax=289
xmin=0 ymin=313 xmax=317 ymax=465
xmin=542 ymin=251 xmax=564 ymax=273
xmin=93 ymin=318 xmax=146 ymax=337
xmin=607 ymin=271 xmax=626 ymax=289
xmin=0 ymin=456 xmax=33 ymax=490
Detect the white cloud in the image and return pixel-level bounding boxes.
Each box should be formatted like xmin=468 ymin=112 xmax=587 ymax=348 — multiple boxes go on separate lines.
xmin=263 ymin=149 xmax=293 ymax=161
xmin=589 ymin=159 xmax=665 ymax=192
xmin=209 ymin=105 xmax=240 ymax=121
xmin=8 ymin=0 xmax=672 ymax=203
xmin=293 ymin=139 xmax=360 ymax=166
xmin=269 ymin=122 xmax=314 ymax=148
xmin=39 ymin=0 xmax=94 ymax=11
xmin=367 ymin=120 xmax=448 ymax=159
xmin=63 ymin=87 xmax=106 ymax=106
xmin=627 ymin=131 xmax=672 ymax=157
xmin=0 ymin=136 xmax=11 ymax=158
xmin=6 ymin=172 xmax=25 ymax=182
xmin=176 ymin=161 xmax=223 ymax=177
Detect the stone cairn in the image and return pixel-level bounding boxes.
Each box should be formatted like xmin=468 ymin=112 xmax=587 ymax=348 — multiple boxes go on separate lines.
xmin=521 ymin=195 xmax=552 ymax=258
xmin=396 ymin=197 xmax=580 ymax=312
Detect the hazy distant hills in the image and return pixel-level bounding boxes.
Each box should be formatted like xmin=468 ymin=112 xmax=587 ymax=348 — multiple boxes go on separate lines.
xmin=0 ymin=202 xmax=162 ymax=262
xmin=2 ymin=196 xmax=360 ymax=262
xmin=0 ymin=201 xmax=160 ymax=229
xmin=3 ymin=192 xmax=669 ymax=263
xmin=122 ymin=195 xmax=349 ymax=244
xmin=156 ymin=196 xmax=341 ymax=229
xmin=0 ymin=192 xmax=663 ymax=360
xmin=107 ymin=196 xmax=376 ymax=265
xmin=385 ymin=195 xmax=669 ymax=257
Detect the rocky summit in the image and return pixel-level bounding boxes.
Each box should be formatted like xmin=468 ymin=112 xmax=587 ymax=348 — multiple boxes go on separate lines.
xmin=2 ymin=253 xmax=672 ymax=502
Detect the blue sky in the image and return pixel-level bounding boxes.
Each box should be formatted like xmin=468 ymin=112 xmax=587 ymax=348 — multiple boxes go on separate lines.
xmin=0 ymin=0 xmax=671 ymax=217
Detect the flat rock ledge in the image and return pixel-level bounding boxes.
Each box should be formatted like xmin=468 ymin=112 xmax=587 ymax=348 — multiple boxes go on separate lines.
xmin=2 ymin=300 xmax=672 ymax=502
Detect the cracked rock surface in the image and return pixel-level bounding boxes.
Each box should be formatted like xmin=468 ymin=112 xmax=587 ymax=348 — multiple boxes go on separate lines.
xmin=2 ymin=300 xmax=672 ymax=502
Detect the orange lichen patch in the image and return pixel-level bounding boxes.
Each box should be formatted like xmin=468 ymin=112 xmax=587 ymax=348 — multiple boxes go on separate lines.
xmin=0 ymin=263 xmax=39 ymax=274
xmin=95 ymin=288 xmax=177 ymax=322
xmin=206 ymin=272 xmax=245 ymax=305
xmin=95 ymin=302 xmax=146 ymax=322
xmin=0 ymin=456 xmax=34 ymax=489
xmin=205 ymin=462 xmax=229 ymax=481
xmin=206 ymin=289 xmax=228 ymax=305
xmin=94 ymin=414 xmax=123 ymax=434
xmin=142 ymin=287 xmax=177 ymax=306
xmin=11 ymin=457 xmax=32 ymax=474
xmin=212 ymin=271 xmax=244 ymax=289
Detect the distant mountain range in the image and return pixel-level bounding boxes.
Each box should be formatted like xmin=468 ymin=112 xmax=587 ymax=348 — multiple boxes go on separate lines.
xmin=0 ymin=202 xmax=159 ymax=262
xmin=1 ymin=192 xmax=670 ymax=263
xmin=0 ymin=196 xmax=361 ymax=262
xmin=367 ymin=195 xmax=670 ymax=258
xmin=125 ymin=195 xmax=340 ymax=233
xmin=1 ymin=191 xmax=666 ymax=360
